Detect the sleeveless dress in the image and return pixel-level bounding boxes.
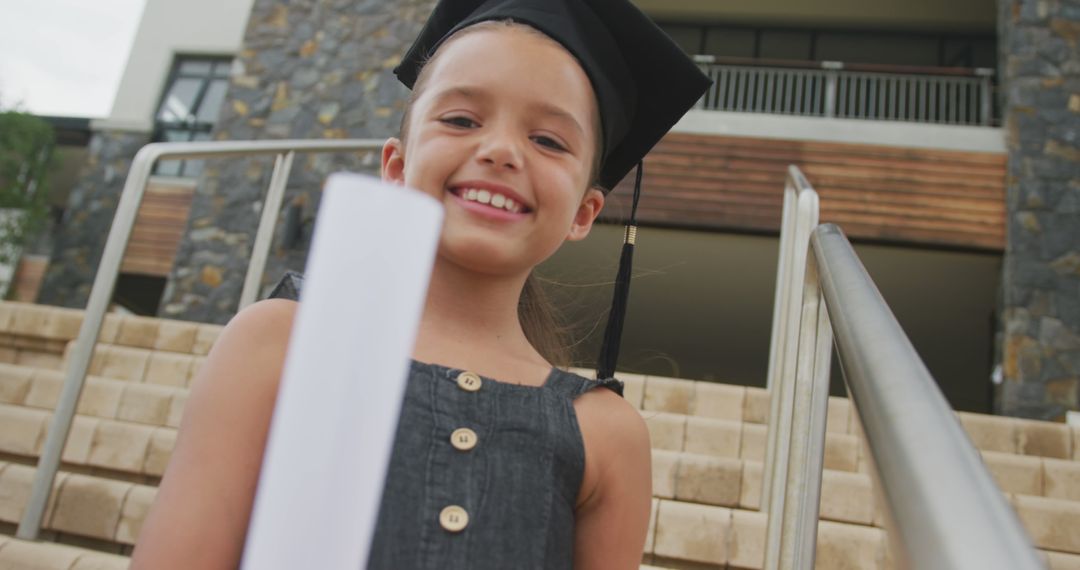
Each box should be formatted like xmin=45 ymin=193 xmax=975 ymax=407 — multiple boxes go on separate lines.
xmin=268 ymin=272 xmax=623 ymax=569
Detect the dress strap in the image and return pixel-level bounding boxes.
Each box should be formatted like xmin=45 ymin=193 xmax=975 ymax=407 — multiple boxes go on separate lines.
xmin=267 ymin=271 xmax=305 ymax=301
xmin=546 ymin=369 xmax=624 ymax=399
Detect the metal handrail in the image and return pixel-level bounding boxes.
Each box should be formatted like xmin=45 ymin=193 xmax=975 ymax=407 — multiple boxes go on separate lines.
xmin=17 ymin=138 xmax=384 ymax=539
xmin=812 ymin=224 xmax=1043 ymax=569
xmin=761 ymin=168 xmax=1040 ymax=569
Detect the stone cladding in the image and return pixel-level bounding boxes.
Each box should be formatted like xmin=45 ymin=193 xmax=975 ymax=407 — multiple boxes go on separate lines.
xmin=158 ymin=0 xmax=436 ymax=323
xmin=999 ymin=0 xmax=1080 ymax=419
xmin=36 ymin=130 xmax=151 ymax=308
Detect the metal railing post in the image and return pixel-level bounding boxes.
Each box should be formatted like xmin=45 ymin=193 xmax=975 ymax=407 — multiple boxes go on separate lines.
xmin=761 ymin=176 xmax=799 ymax=515
xmin=977 ymin=68 xmax=994 ymax=126
xmin=762 ymin=176 xmax=819 ymax=555
xmin=17 ymin=139 xmax=383 ymax=539
xmin=16 ymin=143 xmax=159 ymax=539
xmin=764 ymin=182 xmax=798 ymax=395
xmin=240 ymin=151 xmax=296 ymax=310
xmin=773 ymin=254 xmax=832 ymax=570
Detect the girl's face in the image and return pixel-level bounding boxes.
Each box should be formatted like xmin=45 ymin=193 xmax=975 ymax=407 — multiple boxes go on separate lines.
xmin=382 ymin=25 xmax=604 ymax=279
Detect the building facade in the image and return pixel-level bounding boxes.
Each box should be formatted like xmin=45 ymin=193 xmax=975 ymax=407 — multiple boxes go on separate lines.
xmin=31 ymin=0 xmax=1080 ymax=419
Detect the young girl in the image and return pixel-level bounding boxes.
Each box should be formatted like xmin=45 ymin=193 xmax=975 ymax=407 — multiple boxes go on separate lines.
xmin=131 ymin=1 xmax=708 ymax=568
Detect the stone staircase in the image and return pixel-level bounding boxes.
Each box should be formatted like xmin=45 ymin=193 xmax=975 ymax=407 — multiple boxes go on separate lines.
xmin=0 ymin=301 xmax=1077 ymax=569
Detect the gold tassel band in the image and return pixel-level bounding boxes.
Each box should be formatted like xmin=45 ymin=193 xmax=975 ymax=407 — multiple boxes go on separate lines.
xmin=624 ymin=225 xmax=638 ymax=245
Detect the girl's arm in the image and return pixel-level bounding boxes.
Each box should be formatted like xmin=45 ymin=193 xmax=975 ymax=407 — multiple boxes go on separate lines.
xmin=573 ymin=389 xmax=654 ymax=570
xmin=129 ymin=299 xmax=296 ymax=570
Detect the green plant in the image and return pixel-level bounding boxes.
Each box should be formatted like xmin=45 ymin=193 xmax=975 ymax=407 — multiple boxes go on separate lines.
xmin=0 ymin=110 xmax=53 ymax=264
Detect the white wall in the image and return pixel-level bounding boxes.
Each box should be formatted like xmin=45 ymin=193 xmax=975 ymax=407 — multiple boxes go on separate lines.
xmin=94 ymin=0 xmax=255 ymax=132
xmin=673 ymin=110 xmax=1006 ymax=153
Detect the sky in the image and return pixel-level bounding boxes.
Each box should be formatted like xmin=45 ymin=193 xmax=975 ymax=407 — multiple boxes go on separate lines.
xmin=0 ymin=0 xmax=146 ymax=118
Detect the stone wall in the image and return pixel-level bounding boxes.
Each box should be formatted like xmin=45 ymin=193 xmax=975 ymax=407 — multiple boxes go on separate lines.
xmin=36 ymin=130 xmax=151 ymax=308
xmin=999 ymin=0 xmax=1080 ymax=419
xmin=158 ymin=0 xmax=436 ymax=323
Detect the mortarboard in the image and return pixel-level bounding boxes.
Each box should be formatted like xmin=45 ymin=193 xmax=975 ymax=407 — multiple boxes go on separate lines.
xmin=394 ymin=0 xmax=711 ymax=380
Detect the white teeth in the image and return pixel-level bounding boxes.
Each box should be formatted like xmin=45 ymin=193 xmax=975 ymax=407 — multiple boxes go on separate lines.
xmin=458 ymin=187 xmax=524 ymax=213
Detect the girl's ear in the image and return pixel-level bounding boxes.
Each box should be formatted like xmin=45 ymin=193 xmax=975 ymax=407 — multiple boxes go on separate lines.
xmin=381 ymin=137 xmax=405 ymax=184
xmin=566 ymin=188 xmax=605 ymax=242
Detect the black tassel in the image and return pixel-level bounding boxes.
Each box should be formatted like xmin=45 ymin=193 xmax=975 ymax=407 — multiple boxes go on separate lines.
xmin=596 ymin=161 xmax=643 ymax=380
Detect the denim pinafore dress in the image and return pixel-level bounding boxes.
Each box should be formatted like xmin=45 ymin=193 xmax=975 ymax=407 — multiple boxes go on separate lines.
xmin=269 ymin=273 xmax=623 ymax=569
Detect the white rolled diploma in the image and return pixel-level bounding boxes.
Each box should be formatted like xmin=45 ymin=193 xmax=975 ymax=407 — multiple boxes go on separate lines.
xmin=241 ymin=173 xmax=443 ymax=570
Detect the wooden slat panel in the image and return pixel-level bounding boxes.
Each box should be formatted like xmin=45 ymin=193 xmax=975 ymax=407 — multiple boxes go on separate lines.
xmin=120 ymin=181 xmax=195 ymax=277
xmin=606 ymin=133 xmax=1006 ymax=250
xmin=10 ymin=255 xmax=49 ymax=302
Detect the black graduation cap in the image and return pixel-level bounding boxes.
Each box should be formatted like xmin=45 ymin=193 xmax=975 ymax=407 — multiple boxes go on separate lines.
xmin=394 ymin=0 xmax=711 ymax=380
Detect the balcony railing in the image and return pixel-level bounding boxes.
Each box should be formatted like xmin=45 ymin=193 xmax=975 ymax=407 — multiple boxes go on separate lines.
xmin=694 ymin=56 xmax=996 ymax=126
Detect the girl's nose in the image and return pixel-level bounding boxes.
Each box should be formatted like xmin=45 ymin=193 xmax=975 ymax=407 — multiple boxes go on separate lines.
xmin=476 ymin=128 xmax=523 ymax=171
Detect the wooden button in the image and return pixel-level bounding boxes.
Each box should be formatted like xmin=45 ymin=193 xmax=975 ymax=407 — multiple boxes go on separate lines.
xmin=439 ymin=505 xmax=469 ymax=532
xmin=451 ymin=428 xmax=478 ymax=451
xmin=456 ymin=371 xmax=482 ymax=392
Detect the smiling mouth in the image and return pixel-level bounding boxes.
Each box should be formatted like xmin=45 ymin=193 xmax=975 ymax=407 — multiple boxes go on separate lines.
xmin=449 ymin=186 xmax=531 ymax=214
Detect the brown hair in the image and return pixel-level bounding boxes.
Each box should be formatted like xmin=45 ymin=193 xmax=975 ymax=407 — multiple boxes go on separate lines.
xmin=397 ymin=19 xmax=602 ymax=367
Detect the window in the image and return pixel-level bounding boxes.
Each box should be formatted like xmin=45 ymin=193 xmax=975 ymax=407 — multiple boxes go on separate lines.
xmin=656 ymin=22 xmax=995 ymax=69
xmin=152 ymin=57 xmax=232 ymax=177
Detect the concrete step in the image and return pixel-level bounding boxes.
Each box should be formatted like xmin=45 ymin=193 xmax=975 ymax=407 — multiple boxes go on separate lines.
xmin=0 ymin=301 xmax=220 ymax=357
xmin=2 ymin=414 xmax=1080 ymax=559
xmin=60 ymin=343 xmax=207 ymax=388
xmin=0 ymin=364 xmax=187 ymax=429
xmin=1 ymin=302 xmax=1079 ymax=567
xmin=642 ymin=498 xmax=1080 ymax=569
xmin=4 ymin=393 xmax=1078 ymax=512
xmin=0 ymin=461 xmax=154 ymax=549
xmin=0 ymin=403 xmax=173 ymax=479
xmin=4 ymin=454 xmax=1077 ymax=570
xmin=642 ymin=412 xmax=864 ymax=473
xmin=572 ymin=367 xmax=1080 ymax=463
xmin=4 ymin=355 xmax=1076 ymax=469
xmin=0 ymin=534 xmax=128 ymax=569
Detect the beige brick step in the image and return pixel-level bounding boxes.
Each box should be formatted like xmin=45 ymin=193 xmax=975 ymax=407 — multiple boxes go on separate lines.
xmin=642 ymin=499 xmax=1080 ymax=570
xmin=0 ymin=404 xmax=174 ymax=478
xmin=643 ymin=412 xmax=865 ymax=473
xmin=0 ymin=534 xmax=128 ymax=570
xmin=1 ymin=456 xmax=1078 ymax=568
xmin=652 ymin=448 xmax=1080 ymax=535
xmin=0 ymin=364 xmax=187 ymax=429
xmin=61 ymin=343 xmax=206 ymax=388
xmin=0 ymin=376 xmax=1075 ymax=505
xmin=651 ymin=450 xmax=876 ymax=527
xmin=0 ymin=301 xmax=221 ymax=355
xmin=0 ymin=461 xmax=154 ymax=547
xmin=2 ymin=398 xmax=1075 ymax=531
xmin=2 ymin=403 xmax=1078 ymax=557
xmin=587 ymin=367 xmax=1080 ymax=462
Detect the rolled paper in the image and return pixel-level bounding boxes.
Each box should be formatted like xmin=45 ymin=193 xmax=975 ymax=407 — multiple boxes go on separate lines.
xmin=241 ymin=173 xmax=443 ymax=570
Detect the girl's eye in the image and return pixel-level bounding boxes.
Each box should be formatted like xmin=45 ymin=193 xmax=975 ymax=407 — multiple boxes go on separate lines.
xmin=532 ymin=135 xmax=567 ymax=152
xmin=440 ymin=116 xmax=477 ymax=129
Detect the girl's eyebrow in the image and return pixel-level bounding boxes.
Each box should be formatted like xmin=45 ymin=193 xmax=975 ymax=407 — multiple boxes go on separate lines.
xmin=531 ymin=101 xmax=585 ymax=137
xmin=430 ymin=85 xmax=585 ymax=137
xmin=430 ymin=85 xmax=488 ymax=105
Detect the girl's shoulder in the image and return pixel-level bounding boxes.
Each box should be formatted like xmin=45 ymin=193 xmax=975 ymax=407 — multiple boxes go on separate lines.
xmin=564 ymin=370 xmax=643 ymax=453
